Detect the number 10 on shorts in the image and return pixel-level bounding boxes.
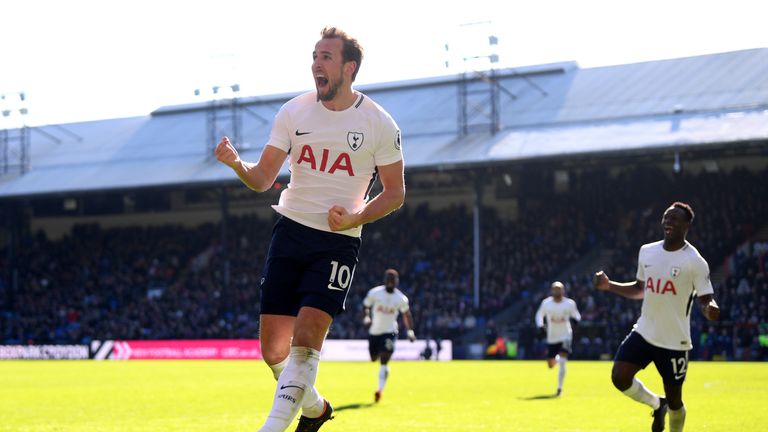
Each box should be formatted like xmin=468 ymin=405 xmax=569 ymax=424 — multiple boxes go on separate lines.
xmin=328 ymin=260 xmax=355 ymax=291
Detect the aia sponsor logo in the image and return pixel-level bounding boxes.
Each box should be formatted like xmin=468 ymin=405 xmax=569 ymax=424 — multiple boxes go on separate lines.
xmin=296 ymin=144 xmax=355 ymax=176
xmin=645 ymin=277 xmax=677 ymax=295
xmin=375 ymin=305 xmax=397 ymax=315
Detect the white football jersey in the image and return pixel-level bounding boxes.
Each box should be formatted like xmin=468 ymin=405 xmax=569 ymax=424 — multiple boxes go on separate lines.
xmin=535 ymin=297 xmax=581 ymax=343
xmin=363 ymin=285 xmax=409 ymax=336
xmin=267 ymin=91 xmax=403 ymax=237
xmin=634 ymin=240 xmax=714 ymax=351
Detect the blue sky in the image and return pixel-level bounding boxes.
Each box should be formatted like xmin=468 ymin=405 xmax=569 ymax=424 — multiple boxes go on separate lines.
xmin=1 ymin=0 xmax=766 ymax=126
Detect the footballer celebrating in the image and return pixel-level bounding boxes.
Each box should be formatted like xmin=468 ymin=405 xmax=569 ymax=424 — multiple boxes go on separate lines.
xmin=215 ymin=27 xmax=404 ymax=432
xmin=593 ymin=202 xmax=720 ymax=432
xmin=363 ymin=269 xmax=416 ymax=402
xmin=535 ymin=281 xmax=581 ymax=396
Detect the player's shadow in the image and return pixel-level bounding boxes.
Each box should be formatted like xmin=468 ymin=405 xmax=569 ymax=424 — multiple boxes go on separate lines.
xmin=519 ymin=394 xmax=560 ymax=401
xmin=334 ymin=402 xmax=376 ymax=412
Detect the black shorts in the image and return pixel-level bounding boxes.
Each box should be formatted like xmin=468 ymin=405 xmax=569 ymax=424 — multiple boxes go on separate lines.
xmin=369 ymin=333 xmax=397 ymax=359
xmin=547 ymin=338 xmax=573 ymax=358
xmin=615 ymin=331 xmax=689 ymax=386
xmin=259 ymin=216 xmax=361 ymax=318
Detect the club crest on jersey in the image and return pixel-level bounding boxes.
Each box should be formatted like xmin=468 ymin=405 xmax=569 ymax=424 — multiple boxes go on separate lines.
xmin=347 ymin=131 xmax=364 ymax=151
xmin=671 ymin=267 xmax=681 ymax=278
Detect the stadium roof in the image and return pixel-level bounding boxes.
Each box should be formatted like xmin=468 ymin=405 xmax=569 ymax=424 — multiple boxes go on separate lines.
xmin=1 ymin=48 xmax=767 ymax=198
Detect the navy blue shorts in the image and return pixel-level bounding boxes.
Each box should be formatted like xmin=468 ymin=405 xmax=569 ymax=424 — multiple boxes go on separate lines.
xmin=259 ymin=216 xmax=361 ymax=318
xmin=615 ymin=331 xmax=689 ymax=386
xmin=369 ymin=333 xmax=397 ymax=359
xmin=547 ymin=338 xmax=573 ymax=358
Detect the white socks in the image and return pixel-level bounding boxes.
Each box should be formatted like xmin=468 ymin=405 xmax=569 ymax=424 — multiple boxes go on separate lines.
xmin=621 ymin=378 xmax=660 ymax=410
xmin=259 ymin=347 xmax=322 ymax=432
xmin=378 ymin=364 xmax=389 ymax=391
xmin=669 ymin=405 xmax=686 ymax=432
xmin=268 ymin=356 xmax=325 ymax=419
xmin=300 ymin=385 xmax=326 ymax=419
xmin=557 ymin=356 xmax=566 ymax=391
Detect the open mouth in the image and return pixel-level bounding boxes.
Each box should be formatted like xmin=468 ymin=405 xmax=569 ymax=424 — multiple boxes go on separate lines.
xmin=315 ymin=76 xmax=328 ymax=87
xmin=664 ymin=226 xmax=673 ymax=235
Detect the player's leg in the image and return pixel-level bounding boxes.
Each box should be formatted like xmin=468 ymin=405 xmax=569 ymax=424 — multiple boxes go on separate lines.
xmin=260 ymin=314 xmax=296 ymax=379
xmin=655 ymin=350 xmax=688 ymax=432
xmin=664 ymin=384 xmax=685 ymax=432
xmin=556 ymin=353 xmax=567 ymax=395
xmin=258 ymin=220 xmax=303 ymax=380
xmin=612 ymin=332 xmax=662 ymax=411
xmin=611 ymin=361 xmax=643 ymax=391
xmin=293 ymin=305 xmax=334 ymax=418
xmin=376 ymin=341 xmax=394 ymax=401
xmin=613 ymin=358 xmax=668 ymax=428
xmin=546 ymin=343 xmax=559 ymax=368
xmin=257 ymin=235 xmax=311 ymax=432
xmin=368 ymin=335 xmax=383 ymax=402
xmin=260 ymin=306 xmax=332 ymax=432
xmin=556 ymin=338 xmax=573 ymax=395
xmin=260 ymin=314 xmax=330 ymax=429
xmin=257 ymin=220 xmax=345 ymax=432
xmin=369 ymin=334 xmax=380 ymax=362
xmin=292 ymin=239 xmax=358 ymax=431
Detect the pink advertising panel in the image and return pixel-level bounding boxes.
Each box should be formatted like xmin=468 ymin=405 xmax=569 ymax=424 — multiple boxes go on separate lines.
xmin=110 ymin=339 xmax=262 ymax=360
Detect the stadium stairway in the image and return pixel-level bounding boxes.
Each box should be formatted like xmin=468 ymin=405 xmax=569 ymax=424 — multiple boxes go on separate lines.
xmin=459 ymin=247 xmax=610 ymax=350
xmin=710 ymin=222 xmax=768 ymax=285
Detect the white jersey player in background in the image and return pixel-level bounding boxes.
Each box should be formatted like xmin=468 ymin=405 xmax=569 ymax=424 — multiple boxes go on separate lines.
xmin=535 ymin=281 xmax=581 ymax=396
xmin=594 ymin=202 xmax=720 ymax=432
xmin=363 ymin=269 xmax=415 ymax=403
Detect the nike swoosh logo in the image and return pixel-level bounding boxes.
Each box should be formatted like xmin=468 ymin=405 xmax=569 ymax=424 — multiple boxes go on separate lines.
xmin=280 ymin=385 xmax=304 ymax=390
xmin=327 ymin=284 xmax=346 ymax=291
xmin=295 ymin=129 xmax=312 ymax=136
xmin=674 ymin=374 xmax=685 ymax=380
xmin=644 ymin=265 xmax=652 ymax=268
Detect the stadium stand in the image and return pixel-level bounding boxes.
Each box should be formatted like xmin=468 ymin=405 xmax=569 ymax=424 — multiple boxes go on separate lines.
xmin=1 ymin=165 xmax=765 ymax=363
xmin=1 ymin=49 xmax=767 ymax=360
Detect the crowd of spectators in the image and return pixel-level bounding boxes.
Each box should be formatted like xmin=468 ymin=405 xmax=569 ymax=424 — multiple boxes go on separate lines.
xmin=0 ymin=165 xmax=766 ymax=362
xmin=698 ymin=241 xmax=768 ymax=360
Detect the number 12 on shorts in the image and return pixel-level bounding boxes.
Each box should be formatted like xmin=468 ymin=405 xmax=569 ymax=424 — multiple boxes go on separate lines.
xmin=328 ymin=260 xmax=355 ymax=291
xmin=670 ymin=353 xmax=688 ymax=380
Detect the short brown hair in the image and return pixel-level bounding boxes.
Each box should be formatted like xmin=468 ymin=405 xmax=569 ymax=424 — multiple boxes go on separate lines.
xmin=321 ymin=26 xmax=363 ymax=81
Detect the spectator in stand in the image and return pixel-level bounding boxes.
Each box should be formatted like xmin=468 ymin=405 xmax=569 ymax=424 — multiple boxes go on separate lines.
xmin=0 ymin=165 xmax=766 ymax=366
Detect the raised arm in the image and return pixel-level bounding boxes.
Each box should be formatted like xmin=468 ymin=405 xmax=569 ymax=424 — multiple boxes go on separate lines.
xmin=328 ymin=160 xmax=405 ymax=231
xmin=593 ymin=271 xmax=645 ymax=300
xmin=214 ymin=136 xmax=287 ymax=192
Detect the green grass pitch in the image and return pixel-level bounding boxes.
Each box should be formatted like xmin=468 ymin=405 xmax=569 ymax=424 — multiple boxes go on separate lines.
xmin=1 ymin=360 xmax=766 ymax=431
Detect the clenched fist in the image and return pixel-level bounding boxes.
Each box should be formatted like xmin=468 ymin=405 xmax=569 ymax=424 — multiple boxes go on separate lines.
xmin=593 ymin=271 xmax=610 ymax=291
xmin=214 ymin=136 xmax=240 ymax=168
xmin=704 ymin=301 xmax=721 ymax=321
xmin=328 ymin=205 xmax=359 ymax=232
